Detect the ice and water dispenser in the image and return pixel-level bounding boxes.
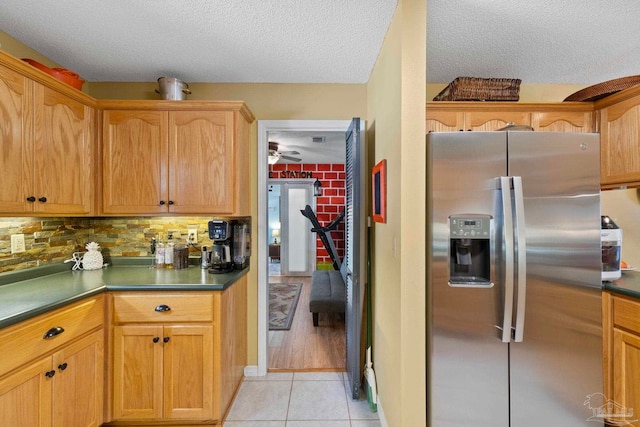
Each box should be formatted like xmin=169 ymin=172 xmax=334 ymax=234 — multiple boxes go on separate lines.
xmin=449 ymin=214 xmax=493 ymax=287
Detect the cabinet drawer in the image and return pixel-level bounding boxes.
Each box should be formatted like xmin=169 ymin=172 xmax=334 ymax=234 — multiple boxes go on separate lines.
xmin=613 ymin=296 xmax=640 ymax=332
xmin=0 ymin=295 xmax=104 ymax=375
xmin=112 ymin=292 xmax=214 ymax=323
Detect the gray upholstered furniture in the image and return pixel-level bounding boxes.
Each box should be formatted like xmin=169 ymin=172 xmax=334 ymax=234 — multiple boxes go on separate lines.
xmin=309 ymin=264 xmax=346 ymax=326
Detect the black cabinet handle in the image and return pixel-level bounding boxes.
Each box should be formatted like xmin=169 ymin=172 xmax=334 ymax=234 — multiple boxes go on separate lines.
xmin=154 ymin=304 xmax=171 ymax=312
xmin=43 ymin=326 xmax=65 ymax=340
xmin=58 ymin=362 xmax=68 ymax=371
xmin=26 ymin=196 xmax=36 ymax=202
xmin=163 ymin=337 xmax=170 ymax=343
xmin=153 ymin=336 xmax=160 ymax=343
xmin=38 ymin=196 xmax=47 ymax=203
xmin=45 ymin=370 xmax=56 ymax=378
xmin=159 ymin=200 xmax=166 ymax=206
xmin=168 ymin=200 xmax=174 ymax=205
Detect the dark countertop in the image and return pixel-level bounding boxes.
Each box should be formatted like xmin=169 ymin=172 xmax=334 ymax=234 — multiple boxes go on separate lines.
xmin=603 ymin=270 xmax=640 ymax=299
xmin=0 ymin=257 xmax=249 ymax=329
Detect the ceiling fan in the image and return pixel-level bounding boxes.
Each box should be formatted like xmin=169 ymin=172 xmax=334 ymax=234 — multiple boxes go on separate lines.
xmin=269 ymin=141 xmax=301 ymax=163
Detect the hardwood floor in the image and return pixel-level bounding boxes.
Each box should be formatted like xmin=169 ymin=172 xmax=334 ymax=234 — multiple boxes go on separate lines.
xmin=268 ymin=275 xmax=346 ymax=371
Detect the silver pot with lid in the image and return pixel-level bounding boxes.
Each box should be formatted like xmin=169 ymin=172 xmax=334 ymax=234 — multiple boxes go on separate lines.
xmin=156 ymin=77 xmax=192 ymax=100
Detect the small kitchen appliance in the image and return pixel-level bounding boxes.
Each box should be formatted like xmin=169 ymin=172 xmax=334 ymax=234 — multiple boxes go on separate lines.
xmin=233 ymin=222 xmax=250 ymax=269
xmin=208 ymin=220 xmax=233 ymax=274
xmin=602 ymin=215 xmax=622 ymax=281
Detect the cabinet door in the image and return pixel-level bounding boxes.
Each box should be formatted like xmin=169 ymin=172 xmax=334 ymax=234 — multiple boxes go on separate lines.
xmin=612 ymin=328 xmax=640 ymax=423
xmin=112 ymin=325 xmax=164 ymax=419
xmin=52 ymin=331 xmax=103 ymax=427
xmin=33 ymin=83 xmax=93 ymax=214
xmin=163 ymin=325 xmax=214 ymax=419
xmin=0 ymin=64 xmax=33 ymax=213
xmin=531 ymin=111 xmax=594 ymax=132
xmin=0 ymin=358 xmax=52 ymax=427
xmin=600 ymin=101 xmax=640 ymax=186
xmin=425 ymin=109 xmax=464 ymax=132
xmin=464 ymin=111 xmax=531 ymax=131
xmin=168 ymin=111 xmax=234 ymax=213
xmin=102 ymin=110 xmax=169 ymax=214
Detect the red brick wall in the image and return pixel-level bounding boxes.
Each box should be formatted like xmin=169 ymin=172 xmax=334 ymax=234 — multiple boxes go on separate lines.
xmin=269 ymin=163 xmax=345 ymax=266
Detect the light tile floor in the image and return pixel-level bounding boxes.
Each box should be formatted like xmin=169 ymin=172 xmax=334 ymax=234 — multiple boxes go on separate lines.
xmin=224 ymin=372 xmax=381 ymax=427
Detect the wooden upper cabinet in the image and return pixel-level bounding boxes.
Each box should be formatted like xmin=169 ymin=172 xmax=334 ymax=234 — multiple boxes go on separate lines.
xmin=168 ymin=111 xmax=235 ymax=213
xmin=101 ymin=102 xmax=253 ymax=216
xmin=531 ymin=110 xmax=594 ymax=132
xmin=427 ymin=103 xmax=595 ymax=134
xmin=426 ymin=109 xmax=463 ymax=132
xmin=0 ymin=63 xmax=33 ymax=213
xmin=599 ymin=96 xmax=640 ymax=187
xmin=0 ymin=62 xmax=94 ymax=216
xmin=33 ymin=83 xmax=93 ymax=214
xmin=426 ymin=103 xmax=532 ymax=133
xmin=102 ymin=110 xmax=169 ymax=214
xmin=464 ymin=110 xmax=531 ymax=131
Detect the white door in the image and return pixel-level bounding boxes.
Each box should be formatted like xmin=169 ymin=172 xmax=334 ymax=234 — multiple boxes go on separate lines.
xmin=281 ymin=181 xmax=315 ymax=276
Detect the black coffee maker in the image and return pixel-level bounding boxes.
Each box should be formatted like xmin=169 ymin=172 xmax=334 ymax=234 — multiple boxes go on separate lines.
xmin=208 ymin=220 xmax=234 ymax=274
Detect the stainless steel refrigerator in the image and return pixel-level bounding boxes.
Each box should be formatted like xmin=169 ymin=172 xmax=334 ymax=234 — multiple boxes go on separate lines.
xmin=427 ymin=131 xmax=603 ymax=426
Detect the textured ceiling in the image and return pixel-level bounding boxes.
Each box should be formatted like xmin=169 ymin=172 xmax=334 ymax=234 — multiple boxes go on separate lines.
xmin=1 ymin=1 xmax=638 ymax=86
xmin=0 ymin=0 xmax=397 ymax=83
xmin=427 ymin=0 xmax=640 ymax=85
xmin=269 ymin=131 xmax=346 ymax=164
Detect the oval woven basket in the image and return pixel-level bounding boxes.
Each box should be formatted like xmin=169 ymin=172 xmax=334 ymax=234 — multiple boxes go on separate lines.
xmin=563 ymin=75 xmax=640 ymax=102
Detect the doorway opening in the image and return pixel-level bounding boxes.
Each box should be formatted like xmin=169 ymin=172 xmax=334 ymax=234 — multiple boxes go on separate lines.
xmin=257 ymin=120 xmax=353 ymax=374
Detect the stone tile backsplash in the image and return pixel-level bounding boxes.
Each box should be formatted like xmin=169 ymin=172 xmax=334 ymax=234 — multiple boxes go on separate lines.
xmin=0 ymin=217 xmax=221 ymax=273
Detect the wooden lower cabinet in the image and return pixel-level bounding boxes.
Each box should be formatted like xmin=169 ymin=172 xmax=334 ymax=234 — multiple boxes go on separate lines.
xmin=603 ymin=292 xmax=640 ymax=424
xmin=0 ymin=329 xmax=103 ymax=427
xmin=112 ymin=324 xmax=213 ymax=420
xmin=108 ymin=278 xmax=247 ymax=426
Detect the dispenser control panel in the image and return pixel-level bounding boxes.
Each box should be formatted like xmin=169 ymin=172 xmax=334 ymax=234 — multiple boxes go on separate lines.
xmin=450 ymin=216 xmax=491 ymax=238
xmin=448 ymin=214 xmax=493 ymax=288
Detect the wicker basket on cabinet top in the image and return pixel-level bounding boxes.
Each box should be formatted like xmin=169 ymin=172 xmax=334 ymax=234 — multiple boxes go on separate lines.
xmin=433 ymin=77 xmax=521 ymax=101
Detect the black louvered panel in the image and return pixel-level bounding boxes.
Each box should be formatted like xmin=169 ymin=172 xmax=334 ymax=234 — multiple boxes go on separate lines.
xmin=344 ymin=117 xmax=362 ymax=399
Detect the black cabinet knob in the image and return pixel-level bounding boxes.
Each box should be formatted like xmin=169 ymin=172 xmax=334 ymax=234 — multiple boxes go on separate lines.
xmin=45 ymin=370 xmax=56 ymax=378
xmin=154 ymin=304 xmax=171 ymax=312
xmin=26 ymin=196 xmax=36 ymax=202
xmin=168 ymin=200 xmax=174 ymax=205
xmin=159 ymin=200 xmax=166 ymax=205
xmin=38 ymin=196 xmax=47 ymax=203
xmin=58 ymin=362 xmax=68 ymax=371
xmin=43 ymin=326 xmax=65 ymax=340
xmin=163 ymin=337 xmax=170 ymax=343
xmin=153 ymin=336 xmax=160 ymax=343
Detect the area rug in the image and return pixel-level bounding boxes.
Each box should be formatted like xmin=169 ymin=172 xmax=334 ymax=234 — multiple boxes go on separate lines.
xmin=269 ymin=282 xmax=303 ymax=331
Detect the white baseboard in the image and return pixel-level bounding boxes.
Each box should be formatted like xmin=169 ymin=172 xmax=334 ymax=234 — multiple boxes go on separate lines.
xmin=244 ymin=365 xmax=259 ymax=377
xmin=377 ymin=396 xmax=389 ymax=427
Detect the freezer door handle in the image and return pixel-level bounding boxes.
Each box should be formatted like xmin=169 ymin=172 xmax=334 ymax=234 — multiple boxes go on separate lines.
xmin=499 ymin=176 xmax=515 ymax=343
xmin=512 ymin=176 xmax=527 ymax=342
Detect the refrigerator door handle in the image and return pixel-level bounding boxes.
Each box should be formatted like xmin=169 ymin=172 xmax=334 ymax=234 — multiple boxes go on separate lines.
xmin=512 ymin=176 xmax=527 ymax=342
xmin=499 ymin=176 xmax=515 ymax=343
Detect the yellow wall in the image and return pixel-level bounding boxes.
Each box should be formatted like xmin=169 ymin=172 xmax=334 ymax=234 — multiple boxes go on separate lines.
xmin=602 ymin=189 xmax=640 ymax=269
xmin=367 ymin=0 xmax=426 ymax=425
xmin=88 ymin=82 xmax=367 ymax=119
xmin=0 ymin=30 xmax=63 ymax=68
